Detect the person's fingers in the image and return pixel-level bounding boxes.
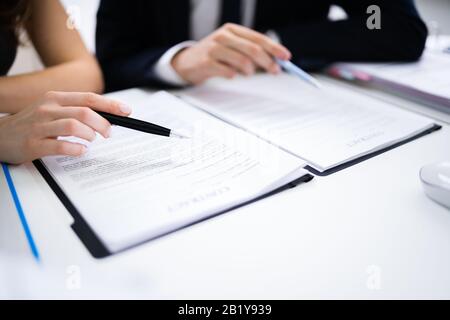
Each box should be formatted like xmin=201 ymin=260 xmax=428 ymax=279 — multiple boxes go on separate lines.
xmin=47 ymin=107 xmax=111 ymax=138
xmin=44 ymin=91 xmax=132 ymax=116
xmin=210 ymin=44 xmax=255 ymax=75
xmin=35 ymin=139 xmax=87 ymax=158
xmin=32 ymin=102 xmax=60 ymax=121
xmin=40 ymin=119 xmax=97 ymax=142
xmin=191 ymin=60 xmax=237 ymax=85
xmin=209 ymin=61 xmax=237 ymax=78
xmin=225 ymin=24 xmax=291 ymax=60
xmin=214 ymin=30 xmax=280 ymax=74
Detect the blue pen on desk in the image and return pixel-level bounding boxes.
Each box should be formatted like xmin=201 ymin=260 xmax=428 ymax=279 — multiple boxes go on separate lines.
xmin=275 ymin=58 xmax=322 ymax=89
xmin=1 ymin=163 xmax=40 ymax=262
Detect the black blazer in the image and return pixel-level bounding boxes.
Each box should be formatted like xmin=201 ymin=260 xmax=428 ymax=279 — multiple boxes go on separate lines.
xmin=0 ymin=29 xmax=17 ymax=76
xmin=96 ymin=0 xmax=428 ymax=92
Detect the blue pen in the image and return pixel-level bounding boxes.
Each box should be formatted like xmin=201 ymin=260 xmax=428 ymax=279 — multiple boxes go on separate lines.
xmin=1 ymin=163 xmax=40 ymax=262
xmin=275 ymin=58 xmax=322 ymax=89
xmin=276 ymin=58 xmax=322 ymax=89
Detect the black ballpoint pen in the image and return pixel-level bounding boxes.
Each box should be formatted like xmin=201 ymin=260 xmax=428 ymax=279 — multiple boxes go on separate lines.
xmin=97 ymin=111 xmax=189 ymax=139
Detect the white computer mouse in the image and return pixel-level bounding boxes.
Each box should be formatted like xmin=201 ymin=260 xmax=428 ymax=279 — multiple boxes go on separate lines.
xmin=420 ymin=162 xmax=450 ymax=209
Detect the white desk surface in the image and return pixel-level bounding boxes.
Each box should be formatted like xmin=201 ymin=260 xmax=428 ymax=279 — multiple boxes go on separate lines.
xmin=1 ymin=77 xmax=450 ymax=299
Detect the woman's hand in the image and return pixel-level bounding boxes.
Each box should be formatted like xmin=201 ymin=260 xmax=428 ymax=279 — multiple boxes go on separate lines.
xmin=0 ymin=91 xmax=131 ymax=164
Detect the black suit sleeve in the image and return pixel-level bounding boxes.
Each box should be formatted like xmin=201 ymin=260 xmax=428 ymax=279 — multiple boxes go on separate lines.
xmin=277 ymin=0 xmax=428 ymax=70
xmin=96 ymin=0 xmax=174 ymax=92
xmin=96 ymin=0 xmax=428 ymax=91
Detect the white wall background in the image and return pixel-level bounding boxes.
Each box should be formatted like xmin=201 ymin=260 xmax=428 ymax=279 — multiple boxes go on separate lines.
xmin=8 ymin=0 xmax=450 ymax=76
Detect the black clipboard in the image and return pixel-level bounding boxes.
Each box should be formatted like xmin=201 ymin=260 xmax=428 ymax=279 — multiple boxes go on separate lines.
xmin=33 ymin=160 xmax=314 ymax=259
xmin=33 ymin=123 xmax=441 ymax=258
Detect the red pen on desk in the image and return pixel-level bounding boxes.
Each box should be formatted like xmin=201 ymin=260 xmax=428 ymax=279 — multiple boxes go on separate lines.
xmin=328 ymin=66 xmax=372 ymax=82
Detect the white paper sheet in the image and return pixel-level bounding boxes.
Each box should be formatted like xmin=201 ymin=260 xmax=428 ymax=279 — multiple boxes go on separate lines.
xmin=182 ymin=74 xmax=436 ymax=171
xmin=41 ymin=91 xmax=307 ymax=252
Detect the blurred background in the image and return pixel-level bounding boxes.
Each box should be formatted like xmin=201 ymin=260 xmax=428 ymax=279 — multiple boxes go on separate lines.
xmin=8 ymin=0 xmax=450 ymax=76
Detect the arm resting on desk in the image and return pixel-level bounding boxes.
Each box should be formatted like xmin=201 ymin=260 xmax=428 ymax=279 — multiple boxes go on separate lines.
xmin=0 ymin=0 xmax=103 ymax=114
